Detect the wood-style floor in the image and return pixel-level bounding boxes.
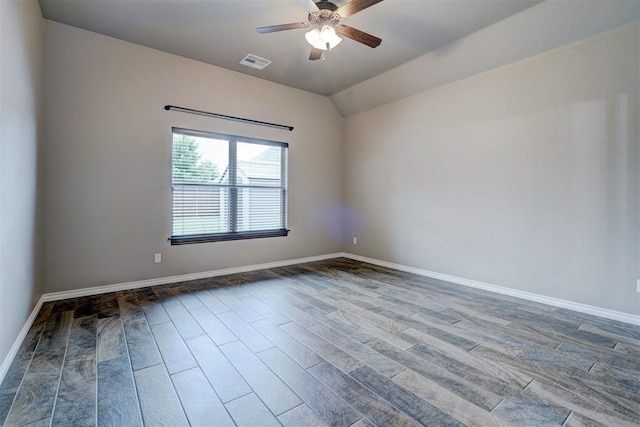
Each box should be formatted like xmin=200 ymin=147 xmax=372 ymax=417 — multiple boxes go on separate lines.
xmin=1 ymin=258 xmax=639 ymax=427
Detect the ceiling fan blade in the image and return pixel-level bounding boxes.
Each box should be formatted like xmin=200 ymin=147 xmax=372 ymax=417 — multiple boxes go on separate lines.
xmin=336 ymin=25 xmax=382 ymax=48
xmin=309 ymin=47 xmax=322 ymax=61
xmin=335 ymin=0 xmax=383 ymax=18
xmin=257 ymin=22 xmax=309 ymax=34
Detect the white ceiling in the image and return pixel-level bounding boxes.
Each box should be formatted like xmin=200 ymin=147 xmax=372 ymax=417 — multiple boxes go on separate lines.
xmin=38 ymin=0 xmax=542 ymax=96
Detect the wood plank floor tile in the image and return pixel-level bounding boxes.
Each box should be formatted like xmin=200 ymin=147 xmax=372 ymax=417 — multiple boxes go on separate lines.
xmin=194 ymin=290 xmax=230 ymax=314
xmin=278 ymin=404 xmax=330 ymax=427
xmin=134 ymin=364 xmax=189 ymax=426
xmin=219 ymin=340 xmax=301 ymax=415
xmin=121 ymin=315 xmax=162 ymax=371
xmin=258 ymin=347 xmax=362 ymax=426
xmin=263 ymin=297 xmax=321 ymax=328
xmin=369 ymin=339 xmax=503 ymax=411
xmin=309 ymin=323 xmax=405 ymax=378
xmin=51 ymin=315 xmax=97 ymax=427
xmin=241 ymin=295 xmax=291 ymax=325
xmin=3 ymin=258 xmax=639 ymax=427
xmin=216 ymin=310 xmax=274 ymax=353
xmin=564 ymin=411 xmax=608 ymax=427
xmin=189 ymin=307 xmax=237 ymax=346
xmin=224 ymin=393 xmax=281 ymax=427
xmin=51 ymin=355 xmax=96 ymax=427
xmin=97 ymin=355 xmax=142 ymax=426
xmin=350 ymin=365 xmax=465 ymax=426
xmin=327 ymin=310 xmax=416 ymax=350
xmin=4 ymin=352 xmax=65 ymax=426
xmin=171 ymin=368 xmax=235 ymax=427
xmin=163 ymin=302 xmax=205 ymax=340
xmin=97 ymin=293 xmax=120 ymax=318
xmin=35 ymin=310 xmax=74 ymax=353
xmin=252 ymin=319 xmax=324 ymax=368
xmin=309 ymin=361 xmax=420 ymax=427
xmin=185 ymin=335 xmax=251 ymax=403
xmin=392 ymin=369 xmax=509 ymax=427
xmin=138 ymin=295 xmax=170 ymax=325
xmin=491 ymin=387 xmax=571 ymax=426
xmin=213 ymin=288 xmax=264 ymax=322
xmin=0 ymin=323 xmax=44 ymax=425
xmin=280 ymin=321 xmax=364 ymax=373
xmin=149 ymin=321 xmax=197 ymax=374
xmin=97 ymin=316 xmax=126 ymax=363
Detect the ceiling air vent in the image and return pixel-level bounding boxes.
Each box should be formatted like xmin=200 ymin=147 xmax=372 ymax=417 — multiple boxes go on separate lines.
xmin=239 ymin=54 xmax=272 ymax=70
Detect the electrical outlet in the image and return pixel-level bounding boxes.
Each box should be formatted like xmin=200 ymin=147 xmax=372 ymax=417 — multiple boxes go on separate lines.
xmin=353 ymin=237 xmax=357 ymax=245
xmin=154 ymin=253 xmax=162 ymax=264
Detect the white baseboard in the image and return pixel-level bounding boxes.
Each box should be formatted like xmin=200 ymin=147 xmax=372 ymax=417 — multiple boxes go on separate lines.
xmin=344 ymin=253 xmax=640 ymax=326
xmin=4 ymin=250 xmax=639 ymax=385
xmin=42 ymin=252 xmax=346 ymax=302
xmin=0 ymin=295 xmax=45 ymax=385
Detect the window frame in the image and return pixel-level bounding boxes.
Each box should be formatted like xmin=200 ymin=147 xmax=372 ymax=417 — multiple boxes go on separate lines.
xmin=170 ymin=127 xmax=289 ymax=246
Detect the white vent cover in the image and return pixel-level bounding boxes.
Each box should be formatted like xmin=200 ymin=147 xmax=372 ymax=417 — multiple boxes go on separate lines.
xmin=239 ymin=54 xmax=272 ymax=70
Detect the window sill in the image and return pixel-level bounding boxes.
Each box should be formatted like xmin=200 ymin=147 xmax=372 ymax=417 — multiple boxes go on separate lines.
xmin=170 ymin=229 xmax=289 ymax=245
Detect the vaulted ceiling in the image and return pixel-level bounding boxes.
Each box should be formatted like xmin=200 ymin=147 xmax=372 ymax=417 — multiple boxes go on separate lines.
xmin=38 ymin=0 xmax=541 ymax=96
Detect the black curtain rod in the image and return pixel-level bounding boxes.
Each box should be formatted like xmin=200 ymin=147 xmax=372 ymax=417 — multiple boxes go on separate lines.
xmin=164 ymin=105 xmax=294 ymax=131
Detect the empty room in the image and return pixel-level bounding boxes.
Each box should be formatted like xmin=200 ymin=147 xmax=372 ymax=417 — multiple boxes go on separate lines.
xmin=1 ymin=0 xmax=639 ymax=426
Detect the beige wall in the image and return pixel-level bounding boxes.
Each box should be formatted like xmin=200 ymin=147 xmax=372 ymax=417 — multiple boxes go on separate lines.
xmin=43 ymin=21 xmax=344 ymax=292
xmin=0 ymin=0 xmax=44 ymax=364
xmin=344 ymin=23 xmax=640 ymax=315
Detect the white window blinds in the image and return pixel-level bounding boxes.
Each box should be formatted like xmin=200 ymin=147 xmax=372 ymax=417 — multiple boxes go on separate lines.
xmin=170 ymin=128 xmax=288 ymax=245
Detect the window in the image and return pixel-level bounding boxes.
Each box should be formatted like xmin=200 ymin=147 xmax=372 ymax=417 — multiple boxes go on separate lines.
xmin=170 ymin=128 xmax=289 ymax=245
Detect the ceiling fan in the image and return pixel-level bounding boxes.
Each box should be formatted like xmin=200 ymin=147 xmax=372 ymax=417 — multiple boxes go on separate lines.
xmin=257 ymin=0 xmax=383 ymax=61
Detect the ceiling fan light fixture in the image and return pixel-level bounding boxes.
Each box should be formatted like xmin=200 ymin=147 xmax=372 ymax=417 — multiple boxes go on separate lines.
xmin=305 ymin=25 xmax=342 ymax=51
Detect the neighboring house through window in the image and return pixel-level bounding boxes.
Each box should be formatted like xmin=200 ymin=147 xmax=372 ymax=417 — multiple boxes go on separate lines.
xmin=170 ymin=127 xmax=289 ymax=245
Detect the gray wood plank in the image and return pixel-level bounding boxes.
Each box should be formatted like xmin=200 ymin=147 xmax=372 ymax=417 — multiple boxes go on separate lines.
xmin=190 ymin=307 xmax=237 ymax=346
xmin=150 ymin=321 xmax=197 ymax=374
xmin=350 ymin=365 xmax=465 ymax=426
xmin=134 ymin=364 xmax=189 ymax=426
xmin=225 ymin=393 xmax=281 ymax=427
xmin=214 ymin=288 xmax=264 ymax=322
xmin=185 ymin=335 xmax=251 ymax=402
xmin=309 ymin=323 xmax=405 ymax=377
xmin=217 ymin=310 xmax=274 ymax=353
xmin=491 ymin=388 xmax=571 ymax=426
xmin=280 ymin=321 xmax=364 ymax=373
xmin=258 ymin=347 xmax=362 ymax=426
xmin=98 ymin=355 xmax=143 ymax=426
xmin=36 ymin=310 xmax=74 ymax=353
xmin=263 ymin=297 xmax=321 ymax=328
xmin=369 ymin=339 xmax=503 ymax=411
xmin=163 ymin=301 xmax=206 ymax=339
xmin=219 ymin=340 xmax=301 ymax=415
xmin=122 ymin=315 xmax=162 ymax=371
xmin=0 ymin=322 xmax=44 ymax=425
xmin=171 ymin=368 xmax=235 ymax=427
xmin=278 ymin=404 xmax=330 ymax=427
xmin=393 ymin=369 xmax=509 ymax=427
xmin=194 ymin=290 xmax=231 ymax=314
xmin=51 ymin=315 xmax=97 ymax=427
xmin=52 ymin=355 xmax=96 ymax=427
xmin=327 ymin=310 xmax=416 ymax=350
xmin=97 ymin=316 xmax=126 ymax=363
xmin=252 ymin=319 xmax=324 ymax=368
xmin=308 ymin=361 xmax=421 ymax=427
xmin=4 ymin=352 xmax=65 ymax=426
xmin=241 ymin=295 xmax=291 ymax=325
xmin=138 ymin=296 xmax=170 ymax=325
